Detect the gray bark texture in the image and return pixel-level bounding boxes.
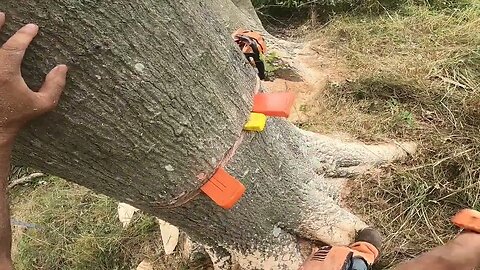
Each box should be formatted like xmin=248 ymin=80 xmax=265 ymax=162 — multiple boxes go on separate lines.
xmin=1 ymin=0 xmax=413 ymax=269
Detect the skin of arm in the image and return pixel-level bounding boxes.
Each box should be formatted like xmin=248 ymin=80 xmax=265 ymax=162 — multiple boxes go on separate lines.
xmin=395 ymin=232 xmax=480 ymax=270
xmin=0 ymin=12 xmax=68 ymax=269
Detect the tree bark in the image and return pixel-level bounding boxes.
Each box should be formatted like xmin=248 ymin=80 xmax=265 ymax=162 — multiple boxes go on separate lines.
xmin=1 ymin=1 xmax=412 ymax=269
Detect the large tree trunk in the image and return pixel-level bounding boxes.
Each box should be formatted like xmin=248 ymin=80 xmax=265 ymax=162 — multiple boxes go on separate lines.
xmin=1 ymin=1 xmax=412 ymax=269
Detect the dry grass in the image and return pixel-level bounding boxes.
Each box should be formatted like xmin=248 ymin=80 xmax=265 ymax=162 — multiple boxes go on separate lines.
xmin=300 ymin=1 xmax=480 ymax=268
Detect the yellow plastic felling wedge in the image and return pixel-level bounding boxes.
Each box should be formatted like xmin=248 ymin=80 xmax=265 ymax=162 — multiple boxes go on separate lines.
xmin=243 ymin=113 xmax=267 ymax=132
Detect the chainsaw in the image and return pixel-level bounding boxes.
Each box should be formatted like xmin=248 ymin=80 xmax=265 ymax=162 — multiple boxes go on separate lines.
xmin=232 ymin=29 xmax=267 ymax=80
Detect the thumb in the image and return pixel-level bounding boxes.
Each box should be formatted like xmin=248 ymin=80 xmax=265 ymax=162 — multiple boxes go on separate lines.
xmin=37 ymin=64 xmax=68 ymax=112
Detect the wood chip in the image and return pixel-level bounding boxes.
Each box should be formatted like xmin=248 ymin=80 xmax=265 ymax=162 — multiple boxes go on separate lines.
xmin=117 ymin=203 xmax=139 ymax=228
xmin=157 ymin=218 xmax=180 ymax=255
xmin=136 ymin=259 xmax=153 ymax=270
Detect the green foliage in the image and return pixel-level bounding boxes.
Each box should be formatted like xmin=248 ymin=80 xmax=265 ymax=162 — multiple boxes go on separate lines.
xmin=262 ymin=51 xmax=287 ymax=79
xmin=397 ymin=110 xmax=415 ymax=127
xmin=252 ymin=0 xmax=477 ymax=20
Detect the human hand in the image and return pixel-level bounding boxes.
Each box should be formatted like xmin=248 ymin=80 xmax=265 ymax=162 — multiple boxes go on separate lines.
xmin=0 ymin=12 xmax=68 ymax=144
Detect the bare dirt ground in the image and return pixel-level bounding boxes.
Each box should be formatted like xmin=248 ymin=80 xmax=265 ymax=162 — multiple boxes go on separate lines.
xmin=265 ymin=39 xmax=348 ymax=124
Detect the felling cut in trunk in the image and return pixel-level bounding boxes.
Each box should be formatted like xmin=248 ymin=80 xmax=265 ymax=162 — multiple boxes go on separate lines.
xmin=1 ymin=0 xmax=415 ymax=269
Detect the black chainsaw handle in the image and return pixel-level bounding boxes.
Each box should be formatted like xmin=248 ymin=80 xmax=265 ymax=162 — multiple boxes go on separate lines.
xmin=236 ymin=35 xmax=266 ymax=80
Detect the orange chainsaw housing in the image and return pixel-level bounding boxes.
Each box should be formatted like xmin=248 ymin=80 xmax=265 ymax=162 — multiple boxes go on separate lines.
xmin=232 ymin=28 xmax=267 ymax=80
xmin=232 ymin=28 xmax=267 ymax=54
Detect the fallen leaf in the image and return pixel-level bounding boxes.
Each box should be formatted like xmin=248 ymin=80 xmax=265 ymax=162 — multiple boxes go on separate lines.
xmin=117 ymin=203 xmax=139 ymax=228
xmin=157 ymin=218 xmax=179 ymax=255
xmin=136 ymin=259 xmax=153 ymax=270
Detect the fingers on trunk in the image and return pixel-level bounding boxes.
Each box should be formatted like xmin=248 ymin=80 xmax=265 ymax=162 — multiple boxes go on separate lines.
xmin=36 ymin=65 xmax=68 ymax=112
xmin=0 ymin=12 xmax=5 ymax=29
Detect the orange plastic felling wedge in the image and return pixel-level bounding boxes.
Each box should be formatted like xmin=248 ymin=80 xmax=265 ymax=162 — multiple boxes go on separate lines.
xmin=252 ymin=92 xmax=295 ymax=118
xmin=452 ymin=209 xmax=480 ymax=233
xmin=201 ymin=168 xmax=245 ymax=209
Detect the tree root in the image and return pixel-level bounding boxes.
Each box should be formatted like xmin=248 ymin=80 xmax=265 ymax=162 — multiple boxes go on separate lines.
xmin=205 ymin=231 xmax=303 ymax=270
xmin=299 ymin=129 xmax=416 ymax=177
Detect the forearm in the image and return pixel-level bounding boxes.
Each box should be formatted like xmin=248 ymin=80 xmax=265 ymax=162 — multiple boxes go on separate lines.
xmin=395 ymin=232 xmax=480 ymax=270
xmin=0 ymin=13 xmax=68 ymax=270
xmin=0 ymin=137 xmax=13 ymax=268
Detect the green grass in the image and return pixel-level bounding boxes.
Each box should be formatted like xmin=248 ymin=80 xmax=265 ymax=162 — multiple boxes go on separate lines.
xmin=301 ymin=1 xmax=480 ymax=268
xmin=10 ymin=178 xmax=162 ymax=270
